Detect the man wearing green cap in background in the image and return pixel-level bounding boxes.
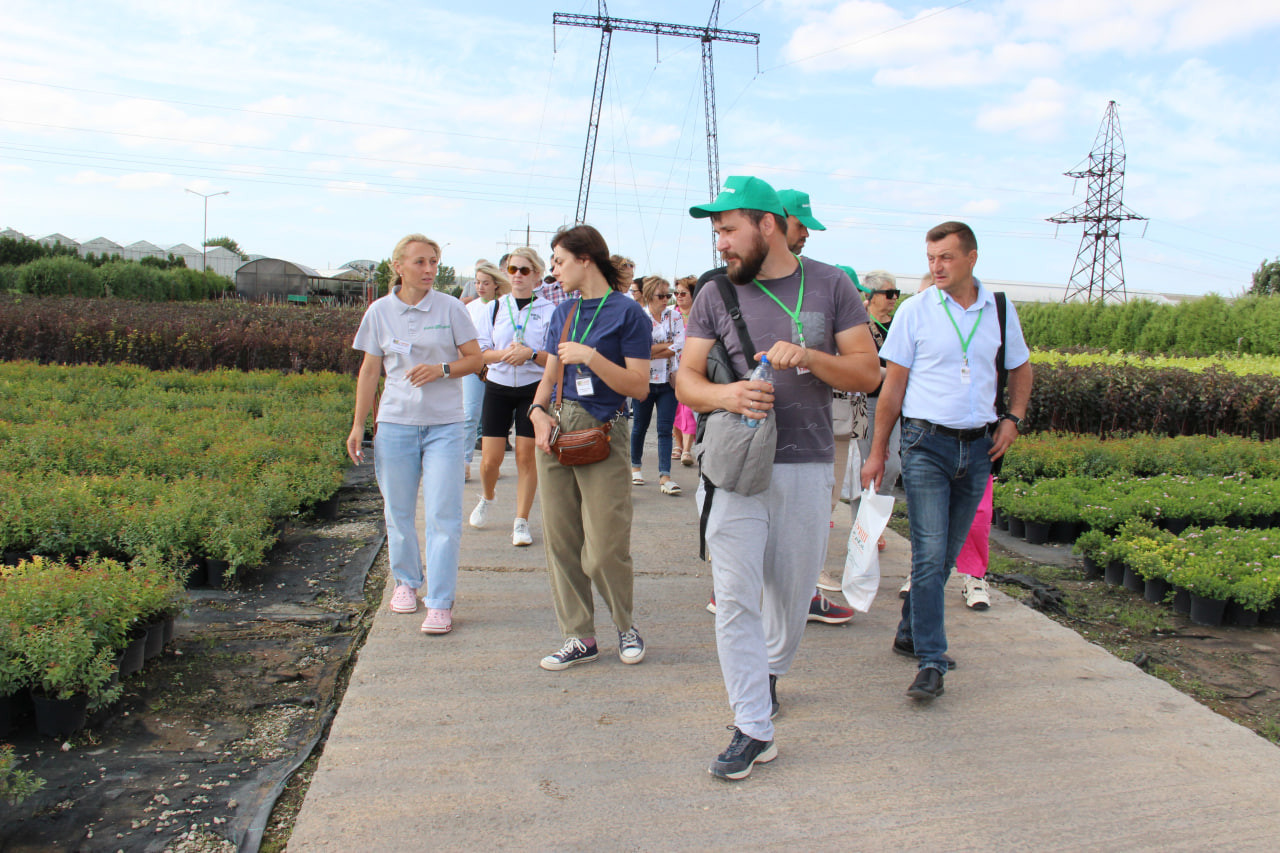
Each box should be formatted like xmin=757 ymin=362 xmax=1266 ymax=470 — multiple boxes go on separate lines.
xmin=677 ymin=175 xmax=880 ymax=780
xmin=775 ymin=188 xmax=825 ymax=256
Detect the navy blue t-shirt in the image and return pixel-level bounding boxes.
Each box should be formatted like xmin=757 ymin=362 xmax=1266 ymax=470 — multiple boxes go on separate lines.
xmin=543 ymin=291 xmax=651 ymax=423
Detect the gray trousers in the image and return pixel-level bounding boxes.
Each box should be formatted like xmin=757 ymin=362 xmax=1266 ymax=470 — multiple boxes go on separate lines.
xmin=697 ymin=462 xmax=834 ymax=742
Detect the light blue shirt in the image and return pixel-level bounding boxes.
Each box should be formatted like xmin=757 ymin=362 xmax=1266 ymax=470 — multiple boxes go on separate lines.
xmin=352 ymin=287 xmax=477 ymax=426
xmin=879 ymin=278 xmax=1030 ymax=429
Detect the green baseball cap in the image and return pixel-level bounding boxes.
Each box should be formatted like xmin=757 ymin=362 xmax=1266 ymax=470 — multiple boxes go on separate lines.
xmin=689 ymin=175 xmax=786 ymax=219
xmin=836 ymin=264 xmax=866 ymax=292
xmin=777 ymin=189 xmax=826 ymax=231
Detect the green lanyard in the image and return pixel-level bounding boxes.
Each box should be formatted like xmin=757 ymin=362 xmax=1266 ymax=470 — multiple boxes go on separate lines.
xmin=752 ymin=256 xmax=806 ymax=347
xmin=937 ymin=288 xmax=983 ymax=365
xmin=506 ymin=296 xmax=534 ymax=344
xmin=570 ymin=289 xmax=612 ymax=345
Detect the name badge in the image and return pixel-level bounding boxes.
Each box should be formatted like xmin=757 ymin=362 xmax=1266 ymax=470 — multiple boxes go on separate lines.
xmin=960 ymin=364 xmax=972 ymax=385
xmin=575 ymin=375 xmax=595 ymax=396
xmin=387 ymin=338 xmax=412 ymax=356
xmin=796 ymin=366 xmax=810 ymax=376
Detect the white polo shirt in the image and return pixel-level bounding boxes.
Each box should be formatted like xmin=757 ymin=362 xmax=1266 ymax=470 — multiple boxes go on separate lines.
xmin=352 ymin=286 xmax=477 ymax=426
xmin=475 ymin=294 xmax=556 ymax=388
xmin=879 ymin=278 xmax=1030 ymax=430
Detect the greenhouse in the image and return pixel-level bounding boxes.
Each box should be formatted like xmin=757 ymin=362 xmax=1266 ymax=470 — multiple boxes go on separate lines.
xmin=236 ymin=257 xmax=369 ymax=305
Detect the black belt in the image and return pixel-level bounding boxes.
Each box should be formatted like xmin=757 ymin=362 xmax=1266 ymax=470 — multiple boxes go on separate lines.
xmin=902 ymin=417 xmax=993 ymax=442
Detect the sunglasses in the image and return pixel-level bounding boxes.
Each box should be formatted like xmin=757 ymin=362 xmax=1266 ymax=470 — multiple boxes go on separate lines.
xmin=675 ymin=290 xmax=690 ymax=297
xmin=507 ymin=265 xmax=534 ymax=276
xmin=874 ymin=289 xmax=901 ymax=298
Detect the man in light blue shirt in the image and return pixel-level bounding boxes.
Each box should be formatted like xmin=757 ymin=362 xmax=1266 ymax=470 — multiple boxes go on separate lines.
xmin=862 ymin=221 xmax=1032 ymax=701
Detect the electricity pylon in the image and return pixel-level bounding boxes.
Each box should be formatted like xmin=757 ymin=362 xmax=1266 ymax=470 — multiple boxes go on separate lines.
xmin=1048 ymin=101 xmax=1147 ymax=303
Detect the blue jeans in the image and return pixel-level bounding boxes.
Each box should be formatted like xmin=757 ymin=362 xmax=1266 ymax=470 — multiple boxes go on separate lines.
xmin=461 ymin=373 xmax=484 ymax=464
xmin=897 ymin=420 xmax=993 ymax=673
xmin=373 ymin=421 xmax=466 ymax=608
xmin=630 ymin=381 xmax=676 ymax=476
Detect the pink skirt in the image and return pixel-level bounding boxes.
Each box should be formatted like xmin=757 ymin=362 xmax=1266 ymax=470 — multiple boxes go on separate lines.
xmin=674 ymin=402 xmax=696 ymax=434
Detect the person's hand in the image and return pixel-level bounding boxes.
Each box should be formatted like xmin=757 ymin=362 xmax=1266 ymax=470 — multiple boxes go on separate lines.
xmin=346 ymin=427 xmax=366 ymax=465
xmin=531 ymin=408 xmax=555 ymax=453
xmin=405 ymin=363 xmax=443 ymax=386
xmin=724 ymin=378 xmax=774 ymax=421
xmin=989 ymin=418 xmax=1018 ymax=460
xmin=498 ymin=343 xmax=525 ymax=365
xmin=755 ymin=342 xmax=809 ymax=372
xmin=558 ymin=342 xmax=597 ymax=366
xmin=861 ymin=452 xmax=885 ymax=493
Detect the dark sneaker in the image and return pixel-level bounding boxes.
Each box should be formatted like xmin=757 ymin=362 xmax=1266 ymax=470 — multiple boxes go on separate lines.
xmin=618 ymin=627 xmax=645 ymax=664
xmin=907 ymin=667 xmax=945 ymax=701
xmin=892 ymin=637 xmax=957 ymax=671
xmin=807 ymin=592 xmax=854 ymax=624
xmin=540 ymin=637 xmax=598 ymax=671
xmin=708 ymin=726 xmax=777 ymax=781
xmin=769 ymin=674 xmax=779 ymax=720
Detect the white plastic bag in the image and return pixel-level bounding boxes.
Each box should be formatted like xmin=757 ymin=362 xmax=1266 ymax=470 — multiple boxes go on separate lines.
xmin=843 ymin=487 xmax=895 ymax=612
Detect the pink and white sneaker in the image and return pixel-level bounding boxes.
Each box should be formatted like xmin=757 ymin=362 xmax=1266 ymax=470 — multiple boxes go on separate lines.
xmin=390 ymin=584 xmax=419 ymax=614
xmin=420 ymin=608 xmax=453 ymax=634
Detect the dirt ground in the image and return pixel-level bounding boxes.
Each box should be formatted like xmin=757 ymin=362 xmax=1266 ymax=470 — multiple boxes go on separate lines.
xmin=0 ymin=462 xmax=387 ymax=853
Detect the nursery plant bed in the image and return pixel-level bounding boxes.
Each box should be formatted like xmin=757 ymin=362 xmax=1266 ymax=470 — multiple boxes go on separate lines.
xmin=0 ymin=460 xmax=385 ymax=853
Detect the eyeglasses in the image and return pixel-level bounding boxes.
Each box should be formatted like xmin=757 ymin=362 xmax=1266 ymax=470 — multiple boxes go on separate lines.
xmin=507 ymin=265 xmax=534 ymax=276
xmin=674 ymin=290 xmax=690 ymax=297
xmin=874 ymin=289 xmax=901 ymax=298
xmin=655 ymin=293 xmax=670 ymax=300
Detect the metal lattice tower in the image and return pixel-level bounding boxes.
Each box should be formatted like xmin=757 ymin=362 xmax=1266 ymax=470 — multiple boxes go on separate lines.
xmin=1048 ymin=101 xmax=1147 ymax=304
xmin=553 ymin=1 xmax=759 ymax=226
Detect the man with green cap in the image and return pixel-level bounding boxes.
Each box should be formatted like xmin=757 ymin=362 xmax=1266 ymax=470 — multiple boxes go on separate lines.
xmin=775 ymin=188 xmax=826 ymax=256
xmin=677 ymin=175 xmax=880 ymax=780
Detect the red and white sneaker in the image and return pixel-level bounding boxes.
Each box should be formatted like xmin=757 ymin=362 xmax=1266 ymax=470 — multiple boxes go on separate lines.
xmin=390 ymin=584 xmax=418 ymax=614
xmin=420 ymin=608 xmax=453 ymax=634
xmin=807 ymin=592 xmax=854 ymax=624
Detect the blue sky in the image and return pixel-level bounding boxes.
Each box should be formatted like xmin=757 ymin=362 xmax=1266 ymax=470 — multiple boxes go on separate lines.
xmin=2 ymin=0 xmax=1278 ymax=296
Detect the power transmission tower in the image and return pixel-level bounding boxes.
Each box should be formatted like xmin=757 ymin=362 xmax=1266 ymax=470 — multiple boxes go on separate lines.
xmin=1048 ymin=101 xmax=1147 ymax=303
xmin=553 ymin=1 xmax=759 ymax=226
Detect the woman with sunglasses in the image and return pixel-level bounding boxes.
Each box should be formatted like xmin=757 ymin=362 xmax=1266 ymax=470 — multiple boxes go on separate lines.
xmin=347 ymin=234 xmax=483 ymax=635
xmin=527 ymin=225 xmax=652 ymax=671
xmin=670 ymin=276 xmax=697 ymax=466
xmin=463 ymin=262 xmax=511 ymax=482
xmin=470 ymin=247 xmax=555 ymax=547
xmin=629 ymin=275 xmax=684 ymax=494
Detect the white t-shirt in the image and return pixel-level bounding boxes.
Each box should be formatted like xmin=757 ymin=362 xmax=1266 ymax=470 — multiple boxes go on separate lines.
xmin=352 ymin=287 xmax=477 ymax=426
xmin=643 ymin=304 xmax=685 ymax=384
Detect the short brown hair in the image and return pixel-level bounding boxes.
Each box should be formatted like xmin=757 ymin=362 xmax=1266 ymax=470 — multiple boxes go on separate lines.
xmin=926 ymin=221 xmax=977 ymax=254
xmin=551 ymin=225 xmax=622 ymax=292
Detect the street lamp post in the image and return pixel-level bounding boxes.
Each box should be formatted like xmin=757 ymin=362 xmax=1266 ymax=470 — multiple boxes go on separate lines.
xmin=185 ymin=189 xmax=229 ymax=273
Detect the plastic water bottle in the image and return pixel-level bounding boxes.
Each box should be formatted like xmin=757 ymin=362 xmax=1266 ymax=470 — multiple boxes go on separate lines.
xmin=741 ymin=355 xmax=773 ymax=428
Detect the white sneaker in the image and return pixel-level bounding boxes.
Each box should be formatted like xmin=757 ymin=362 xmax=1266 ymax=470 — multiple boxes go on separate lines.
xmin=469 ymin=497 xmax=491 ymax=529
xmin=961 ymin=574 xmax=991 ymax=610
xmin=898 ymin=576 xmax=911 ymax=599
xmin=512 ymin=517 xmax=533 ymax=546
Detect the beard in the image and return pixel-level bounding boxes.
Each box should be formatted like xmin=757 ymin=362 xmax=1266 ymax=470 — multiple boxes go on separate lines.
xmin=723 ymin=229 xmax=769 ymax=285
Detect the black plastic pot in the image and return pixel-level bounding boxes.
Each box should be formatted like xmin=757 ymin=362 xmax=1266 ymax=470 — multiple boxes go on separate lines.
xmin=1161 ymin=517 xmax=1191 ymax=536
xmin=205 ymin=559 xmax=229 ymax=589
xmin=1104 ymin=560 xmax=1126 ymax=586
xmin=316 ymin=492 xmax=341 ymax=521
xmin=185 ymin=560 xmax=209 ymax=589
xmin=1007 ymin=516 xmax=1026 ymax=538
xmin=118 ymin=628 xmax=147 ymax=677
xmin=1173 ymin=586 xmax=1192 ymax=615
xmin=1049 ymin=521 xmax=1080 ymax=544
xmin=32 ymin=691 xmax=89 ymax=738
xmin=1025 ymin=520 xmax=1051 ymax=545
xmin=1223 ymin=601 xmax=1260 ymax=628
xmin=1082 ymin=556 xmax=1103 ymax=580
xmin=142 ymin=619 xmax=165 ymax=660
xmin=1123 ymin=566 xmax=1145 ymax=594
xmin=1144 ymin=577 xmax=1171 ymax=604
xmin=1189 ymin=593 xmax=1227 ymax=627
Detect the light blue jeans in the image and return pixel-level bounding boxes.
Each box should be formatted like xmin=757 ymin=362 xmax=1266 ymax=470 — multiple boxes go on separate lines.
xmin=461 ymin=373 xmax=484 ymax=464
xmin=897 ymin=420 xmax=993 ymax=673
xmin=373 ymin=421 xmax=466 ymax=608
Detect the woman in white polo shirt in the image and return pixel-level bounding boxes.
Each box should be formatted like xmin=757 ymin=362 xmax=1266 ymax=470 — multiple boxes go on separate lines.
xmin=346 ymin=234 xmax=483 ymax=636
xmin=469 ymin=247 xmax=556 ymax=547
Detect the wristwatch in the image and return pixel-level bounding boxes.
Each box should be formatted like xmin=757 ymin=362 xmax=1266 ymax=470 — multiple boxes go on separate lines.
xmin=999 ymin=413 xmax=1022 ymax=430
xmin=440 ymin=362 xmax=451 ymax=378
xmin=527 ymin=403 xmax=548 ymax=419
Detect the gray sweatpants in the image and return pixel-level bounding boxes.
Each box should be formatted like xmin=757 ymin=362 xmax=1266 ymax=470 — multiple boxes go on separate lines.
xmin=697 ymin=462 xmax=834 ymax=742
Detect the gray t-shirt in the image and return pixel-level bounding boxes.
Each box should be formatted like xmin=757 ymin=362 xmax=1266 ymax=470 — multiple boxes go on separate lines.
xmin=352 ymin=287 xmax=477 ymax=426
xmin=685 ymin=258 xmax=867 ymax=463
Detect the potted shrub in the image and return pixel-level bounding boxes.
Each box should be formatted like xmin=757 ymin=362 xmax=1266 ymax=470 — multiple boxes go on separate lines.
xmin=0 ymin=744 xmax=44 ymax=806
xmin=18 ymin=616 xmax=121 ymax=738
xmin=1073 ymin=529 xmax=1110 ymax=580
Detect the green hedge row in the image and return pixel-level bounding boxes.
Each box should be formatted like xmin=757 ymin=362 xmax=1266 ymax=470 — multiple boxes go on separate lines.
xmin=0 ymin=295 xmax=363 ymax=373
xmin=0 ymin=256 xmax=232 ymax=301
xmin=1017 ymin=294 xmax=1280 ymax=356
xmin=0 ymin=363 xmax=354 ymax=573
xmin=1000 ymin=433 xmax=1280 ymax=482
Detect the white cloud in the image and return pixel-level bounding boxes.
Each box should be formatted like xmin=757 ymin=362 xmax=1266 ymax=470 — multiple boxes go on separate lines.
xmin=975 ymin=77 xmax=1070 ymax=141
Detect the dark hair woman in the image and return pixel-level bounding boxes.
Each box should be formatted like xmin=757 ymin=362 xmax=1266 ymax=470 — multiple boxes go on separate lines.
xmin=526 ymin=225 xmax=652 ymax=672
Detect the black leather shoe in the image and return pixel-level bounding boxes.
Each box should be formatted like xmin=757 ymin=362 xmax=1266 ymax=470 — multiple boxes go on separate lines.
xmin=891 ymin=637 xmax=957 ymax=670
xmin=769 ymin=674 xmax=779 ymax=719
xmin=907 ymin=668 xmax=945 ymax=701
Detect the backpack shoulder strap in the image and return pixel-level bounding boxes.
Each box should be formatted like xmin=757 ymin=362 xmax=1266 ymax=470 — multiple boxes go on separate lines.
xmin=714 ymin=274 xmax=758 ymax=373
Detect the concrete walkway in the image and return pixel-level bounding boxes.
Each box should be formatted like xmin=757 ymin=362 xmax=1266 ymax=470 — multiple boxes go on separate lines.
xmin=290 ymin=437 xmax=1280 ymax=851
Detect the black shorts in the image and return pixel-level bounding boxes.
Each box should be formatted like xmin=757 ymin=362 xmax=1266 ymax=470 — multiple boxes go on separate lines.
xmin=481 ymin=380 xmax=540 ymax=439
